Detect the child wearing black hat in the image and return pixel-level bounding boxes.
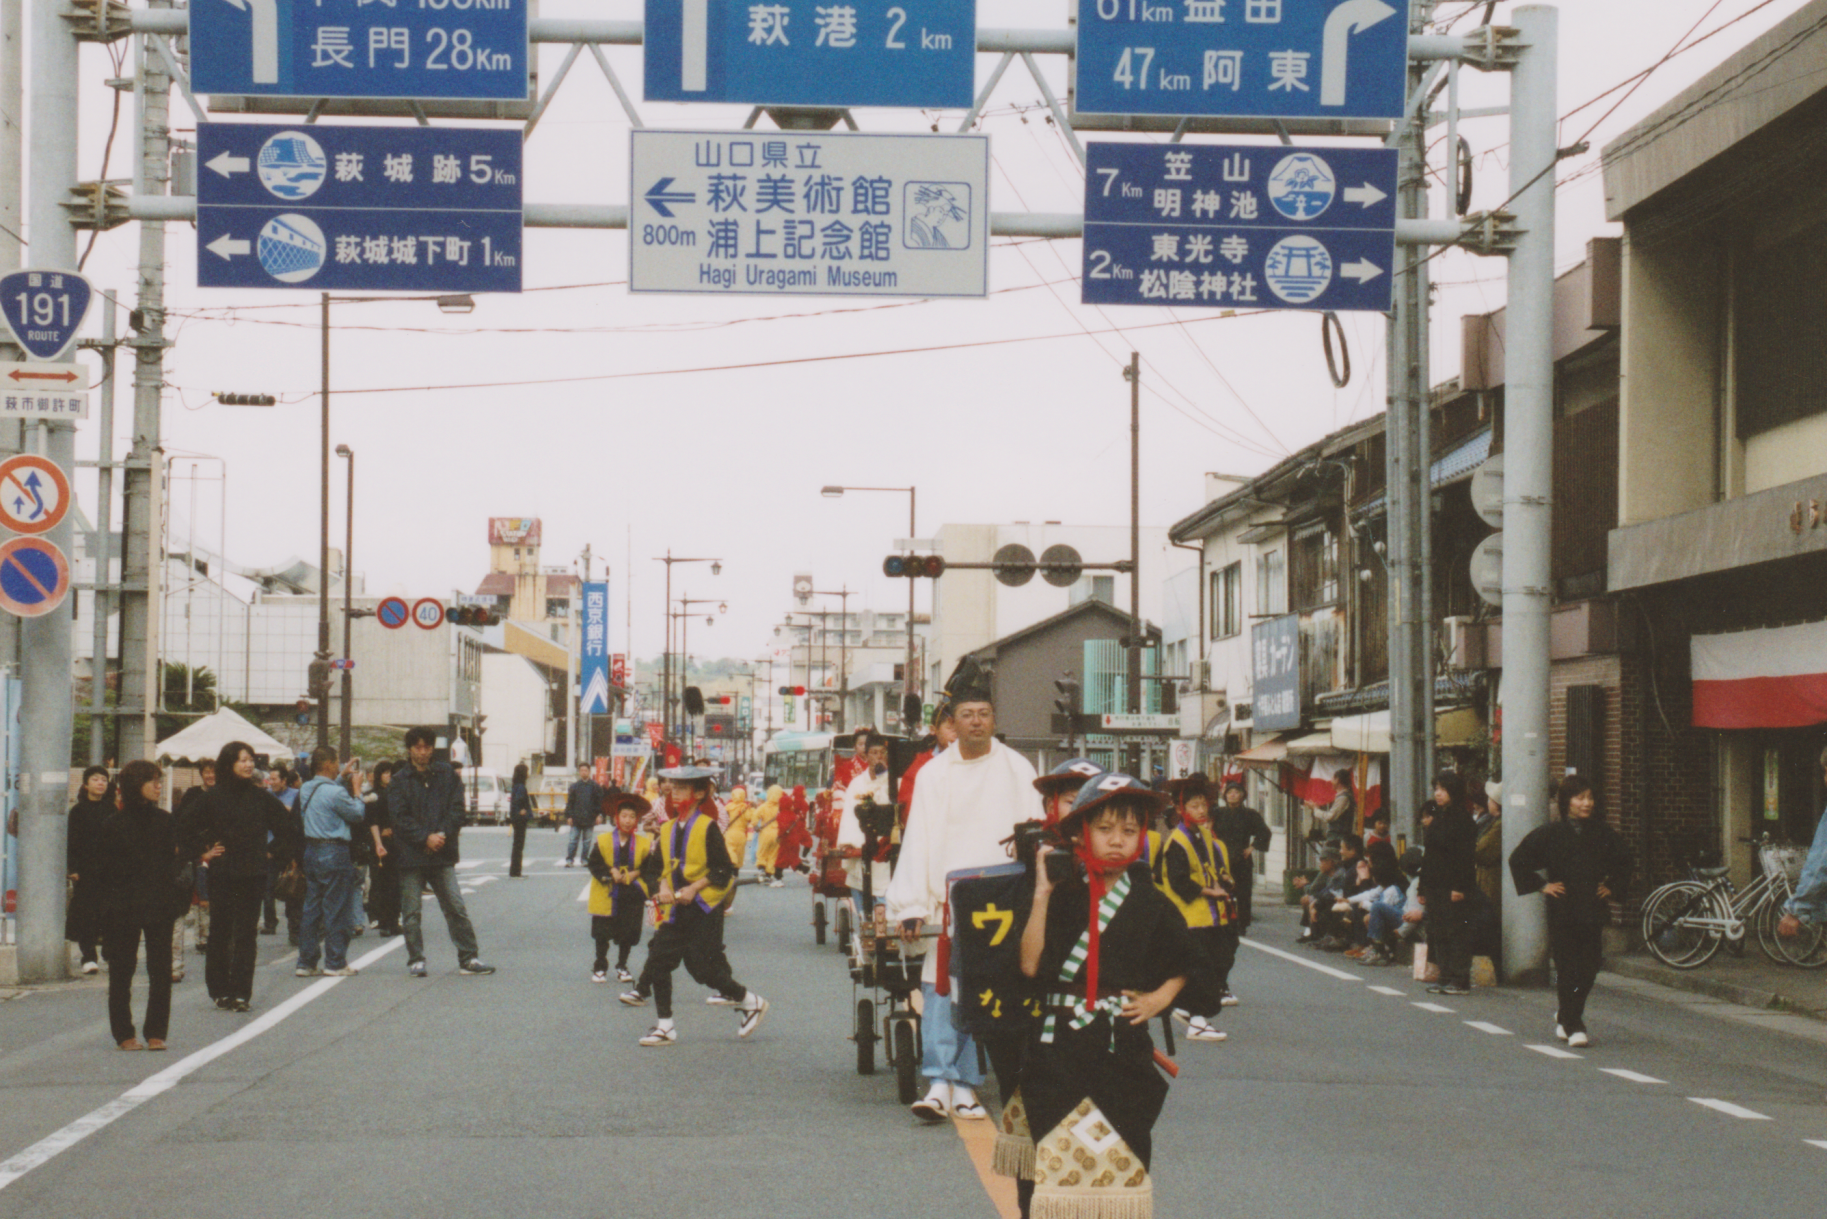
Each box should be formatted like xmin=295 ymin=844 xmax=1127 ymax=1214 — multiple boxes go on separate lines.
xmin=585 ymin=794 xmax=660 ymax=984
xmin=1157 ymin=774 xmax=1236 ymax=1043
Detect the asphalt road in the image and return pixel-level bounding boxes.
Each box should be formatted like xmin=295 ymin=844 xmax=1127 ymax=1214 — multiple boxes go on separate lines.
xmin=0 ymin=828 xmax=1823 ymax=1219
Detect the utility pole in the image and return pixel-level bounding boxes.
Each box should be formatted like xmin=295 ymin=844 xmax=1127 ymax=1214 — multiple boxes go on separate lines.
xmin=316 ymin=292 xmax=332 ymax=753
xmin=578 ymin=543 xmax=591 ymax=773
xmin=0 ymin=0 xmax=23 ymax=671
xmin=337 ymin=445 xmax=354 ymax=760
xmin=1124 ymin=352 xmax=1142 ymax=779
xmin=88 ymin=300 xmax=120 ymax=764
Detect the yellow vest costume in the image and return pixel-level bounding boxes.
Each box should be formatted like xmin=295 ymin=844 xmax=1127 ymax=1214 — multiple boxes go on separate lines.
xmin=588 ymin=827 xmax=653 ymax=917
xmin=660 ymin=809 xmax=734 ymax=917
xmin=1161 ymin=821 xmax=1233 ymax=929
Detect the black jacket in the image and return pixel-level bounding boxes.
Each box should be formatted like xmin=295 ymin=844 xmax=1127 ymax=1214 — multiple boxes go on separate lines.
xmin=185 ymin=781 xmax=300 ymax=879
xmin=67 ymin=795 xmax=111 ymax=878
xmin=509 ymin=782 xmax=533 ymax=827
xmin=389 ymin=761 xmax=464 ymax=867
xmin=100 ymin=798 xmax=180 ymax=924
xmin=564 ymin=779 xmax=601 ymax=828
xmin=1509 ymin=818 xmax=1633 ymax=927
xmin=1210 ymin=803 xmax=1272 ymax=867
xmin=1419 ymin=804 xmax=1478 ymax=900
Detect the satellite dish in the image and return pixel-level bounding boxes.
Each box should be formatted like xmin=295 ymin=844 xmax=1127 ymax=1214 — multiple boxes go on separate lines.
xmin=1469 ymin=453 xmax=1504 ymax=529
xmin=1469 ymin=533 xmax=1503 ymax=608
xmin=993 ymin=543 xmax=1036 ymax=587
xmin=1039 ymin=544 xmax=1084 ymax=587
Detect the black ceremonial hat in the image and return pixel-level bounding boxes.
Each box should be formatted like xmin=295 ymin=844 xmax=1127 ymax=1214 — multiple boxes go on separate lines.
xmin=940 ymin=655 xmax=993 ymax=708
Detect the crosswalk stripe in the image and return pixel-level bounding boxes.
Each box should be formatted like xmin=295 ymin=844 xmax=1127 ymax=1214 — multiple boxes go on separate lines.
xmin=1411 ymin=1001 xmax=1455 ymax=1013
xmin=1366 ymin=985 xmax=1405 ymax=996
xmin=1688 ymin=1097 xmax=1771 ymax=1121
xmin=1464 ymin=1021 xmax=1512 ymax=1035
xmin=1599 ymin=1068 xmax=1666 ymax=1085
xmin=1524 ymin=1044 xmax=1583 ymax=1060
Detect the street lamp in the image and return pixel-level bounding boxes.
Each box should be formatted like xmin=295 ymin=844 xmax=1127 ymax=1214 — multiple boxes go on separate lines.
xmin=335 ymin=444 xmax=354 ymax=760
xmin=670 ymin=595 xmax=724 ymax=755
xmin=651 ymin=551 xmax=721 ymax=742
xmin=803 ymin=586 xmax=854 ymax=732
xmin=820 ymin=483 xmax=918 ymax=726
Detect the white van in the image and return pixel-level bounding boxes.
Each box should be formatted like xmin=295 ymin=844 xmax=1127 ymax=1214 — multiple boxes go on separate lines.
xmin=459 ymin=767 xmax=514 ymax=823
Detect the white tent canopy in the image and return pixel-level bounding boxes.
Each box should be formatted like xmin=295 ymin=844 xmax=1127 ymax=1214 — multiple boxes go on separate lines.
xmin=155 ymin=707 xmax=294 ymax=764
xmin=1329 ymin=711 xmax=1391 ymax=754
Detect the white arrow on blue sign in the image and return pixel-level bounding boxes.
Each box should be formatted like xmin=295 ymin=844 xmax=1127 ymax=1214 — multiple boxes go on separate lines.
xmin=0 ymin=269 xmax=92 ymax=361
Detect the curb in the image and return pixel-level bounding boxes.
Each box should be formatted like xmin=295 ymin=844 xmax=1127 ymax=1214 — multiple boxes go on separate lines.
xmin=1602 ymin=954 xmax=1827 ymax=1022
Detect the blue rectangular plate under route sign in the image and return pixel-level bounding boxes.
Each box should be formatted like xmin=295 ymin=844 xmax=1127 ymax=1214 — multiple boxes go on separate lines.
xmin=1075 ymin=0 xmax=1406 ymax=120
xmin=1081 ymin=141 xmax=1396 ymax=312
xmin=196 ymin=122 xmax=523 ymax=293
xmin=190 ymin=0 xmax=530 ymax=101
xmin=644 ymin=0 xmax=975 ymax=108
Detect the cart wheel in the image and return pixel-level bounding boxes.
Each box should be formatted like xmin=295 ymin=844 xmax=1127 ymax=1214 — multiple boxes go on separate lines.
xmin=856 ymin=998 xmax=876 ymax=1075
xmin=893 ymin=1017 xmax=919 ymax=1105
xmin=835 ymin=904 xmax=853 ymax=955
xmin=813 ymin=900 xmax=827 ymax=946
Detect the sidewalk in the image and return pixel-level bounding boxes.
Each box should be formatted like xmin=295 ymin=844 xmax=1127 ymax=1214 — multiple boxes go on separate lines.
xmin=1603 ymin=942 xmax=1827 ymax=1022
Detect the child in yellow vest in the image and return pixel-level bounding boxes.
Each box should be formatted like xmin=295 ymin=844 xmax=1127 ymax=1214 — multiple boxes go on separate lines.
xmin=1158 ymin=774 xmax=1236 ymax=1044
xmin=586 ymin=793 xmax=660 ymax=985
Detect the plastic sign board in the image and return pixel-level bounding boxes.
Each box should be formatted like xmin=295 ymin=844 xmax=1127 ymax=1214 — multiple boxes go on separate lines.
xmin=0 ymin=269 xmax=93 ymax=361
xmin=644 ymin=0 xmax=975 ymax=108
xmin=196 ymin=123 xmax=523 ymax=293
xmin=581 ymin=581 xmax=611 ymax=715
xmin=1074 ymin=0 xmax=1406 ymax=119
xmin=1099 ymin=713 xmax=1179 ymax=730
xmin=1082 ymin=142 xmax=1396 ymax=312
xmin=411 ymin=597 xmax=446 ymax=629
xmin=377 ymin=595 xmax=410 ymax=629
xmin=0 ymin=390 xmax=88 ymax=421
xmin=1250 ymin=612 xmax=1301 ymax=731
xmin=0 ymin=363 xmax=88 ymax=391
xmin=630 ymin=131 xmax=990 ymax=299
xmin=190 ymin=0 xmax=530 ymax=101
xmin=0 ymin=536 xmax=70 ymax=618
xmin=0 ymin=454 xmax=71 ymax=536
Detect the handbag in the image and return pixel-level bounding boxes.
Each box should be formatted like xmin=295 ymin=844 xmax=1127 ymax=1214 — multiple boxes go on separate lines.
xmin=171 ymin=860 xmax=197 ymax=920
xmin=273 ymin=860 xmax=306 ymax=904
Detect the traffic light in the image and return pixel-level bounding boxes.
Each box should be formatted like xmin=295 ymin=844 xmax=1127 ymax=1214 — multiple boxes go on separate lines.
xmin=213 ymin=392 xmax=277 ymax=406
xmin=883 ymin=554 xmax=946 ymax=578
xmin=777 ymin=685 xmax=807 ymax=697
xmin=448 ymin=604 xmax=501 ymax=627
xmin=1054 ymin=676 xmax=1080 ymax=719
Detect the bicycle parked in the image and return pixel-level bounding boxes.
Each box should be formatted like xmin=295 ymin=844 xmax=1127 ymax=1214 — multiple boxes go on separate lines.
xmin=1639 ymin=835 xmax=1827 ymax=970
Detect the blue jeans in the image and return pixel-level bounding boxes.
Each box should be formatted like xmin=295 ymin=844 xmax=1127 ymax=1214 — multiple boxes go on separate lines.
xmin=922 ymin=982 xmax=983 ymax=1087
xmin=399 ymin=864 xmax=480 ymax=967
xmin=1365 ymin=900 xmax=1405 ymax=943
xmin=565 ymin=824 xmax=590 ymax=864
xmin=299 ymin=841 xmax=358 ymax=970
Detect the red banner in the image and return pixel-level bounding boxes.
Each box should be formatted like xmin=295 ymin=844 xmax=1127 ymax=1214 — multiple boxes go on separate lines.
xmin=646 ymin=722 xmax=664 ymax=749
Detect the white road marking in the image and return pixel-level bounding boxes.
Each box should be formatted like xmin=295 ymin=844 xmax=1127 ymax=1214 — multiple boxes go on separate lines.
xmin=0 ymin=935 xmax=406 ymax=1191
xmin=1366 ymin=985 xmax=1406 ymax=996
xmin=1412 ymin=1001 xmax=1455 ymax=1014
xmin=1464 ymin=1021 xmax=1512 ymax=1036
xmin=1524 ymin=1044 xmax=1583 ymax=1060
xmin=1688 ymin=1097 xmax=1771 ymax=1121
xmin=455 ymin=861 xmax=484 ymax=871
xmin=1599 ymin=1068 xmax=1666 ymax=1085
xmin=1804 ymin=1139 xmax=1827 ymax=1150
xmin=577 ymin=881 xmax=593 ymax=903
xmin=468 ymin=876 xmax=498 ymax=887
xmin=1238 ymin=937 xmax=1360 ymax=982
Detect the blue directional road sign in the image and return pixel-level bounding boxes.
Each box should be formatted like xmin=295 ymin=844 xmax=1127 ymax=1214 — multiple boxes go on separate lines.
xmin=581 ymin=581 xmax=610 ymax=715
xmin=0 ymin=269 xmax=93 ymax=361
xmin=645 ymin=0 xmax=975 ymax=108
xmin=1075 ymin=0 xmax=1406 ymax=119
xmin=190 ymin=0 xmax=529 ymax=101
xmin=1082 ymin=141 xmax=1397 ymax=312
xmin=196 ymin=122 xmax=522 ymax=293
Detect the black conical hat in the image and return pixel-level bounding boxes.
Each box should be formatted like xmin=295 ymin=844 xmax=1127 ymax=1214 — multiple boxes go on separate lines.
xmin=941 ymin=655 xmax=993 ymax=707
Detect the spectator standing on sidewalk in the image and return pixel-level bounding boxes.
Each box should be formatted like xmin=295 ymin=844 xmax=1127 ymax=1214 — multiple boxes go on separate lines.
xmin=1420 ymin=772 xmax=1479 ymax=996
xmin=65 ymin=765 xmax=112 ymax=976
xmin=562 ymin=771 xmax=603 ymax=868
xmin=507 ymin=763 xmax=534 ymax=878
xmin=1779 ymin=747 xmax=1827 ymax=943
xmin=389 ymin=728 xmax=495 ymax=978
xmin=295 ymin=747 xmax=368 ymax=979
xmin=100 ymin=760 xmax=184 ymax=1051
xmin=1211 ymin=780 xmax=1271 ymax=934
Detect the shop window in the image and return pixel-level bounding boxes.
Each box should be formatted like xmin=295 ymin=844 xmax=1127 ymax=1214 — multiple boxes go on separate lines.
xmin=1290 ymin=523 xmax=1339 ymax=610
xmin=1255 ymin=548 xmax=1287 ymax=616
xmin=1210 ymin=562 xmax=1242 ymax=639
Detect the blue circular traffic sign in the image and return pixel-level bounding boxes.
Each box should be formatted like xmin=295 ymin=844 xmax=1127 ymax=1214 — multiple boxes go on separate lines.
xmin=0 ymin=535 xmax=70 ymax=617
xmin=377 ymin=596 xmax=410 ymax=629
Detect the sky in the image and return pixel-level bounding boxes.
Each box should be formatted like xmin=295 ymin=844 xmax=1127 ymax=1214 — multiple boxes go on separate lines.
xmin=44 ymin=0 xmax=1817 ymax=673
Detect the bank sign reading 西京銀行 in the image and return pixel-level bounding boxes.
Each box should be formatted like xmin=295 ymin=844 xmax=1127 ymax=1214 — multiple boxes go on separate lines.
xmin=630 ymin=131 xmax=989 ymax=299
xmin=581 ymin=581 xmax=611 ymax=715
xmin=1251 ymin=613 xmax=1300 ymax=732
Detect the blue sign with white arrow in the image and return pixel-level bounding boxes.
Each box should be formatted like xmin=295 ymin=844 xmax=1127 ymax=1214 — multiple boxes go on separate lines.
xmin=196 ymin=122 xmax=522 ymax=292
xmin=580 ymin=581 xmax=611 ymax=715
xmin=189 ymin=0 xmax=530 ymax=101
xmin=0 ymin=269 xmax=93 ymax=361
xmin=644 ymin=0 xmax=975 ymax=108
xmin=1082 ymin=141 xmax=1397 ymax=312
xmin=1075 ymin=0 xmax=1406 ymax=120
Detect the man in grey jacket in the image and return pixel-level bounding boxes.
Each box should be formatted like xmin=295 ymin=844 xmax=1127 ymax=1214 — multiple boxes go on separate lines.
xmin=389 ymin=727 xmax=495 ymax=978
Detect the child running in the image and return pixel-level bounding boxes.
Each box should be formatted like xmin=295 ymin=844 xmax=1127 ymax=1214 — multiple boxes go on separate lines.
xmin=585 ymin=791 xmax=660 ymax=984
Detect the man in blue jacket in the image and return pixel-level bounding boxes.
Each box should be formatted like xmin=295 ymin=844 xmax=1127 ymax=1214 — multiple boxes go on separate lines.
xmin=389 ymin=727 xmax=495 ymax=978
xmin=563 ymin=772 xmax=603 ymax=867
xmin=295 ymin=746 xmax=369 ymax=977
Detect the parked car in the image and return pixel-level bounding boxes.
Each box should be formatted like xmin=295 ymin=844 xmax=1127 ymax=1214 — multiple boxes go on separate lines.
xmin=460 ymin=766 xmax=513 ymax=824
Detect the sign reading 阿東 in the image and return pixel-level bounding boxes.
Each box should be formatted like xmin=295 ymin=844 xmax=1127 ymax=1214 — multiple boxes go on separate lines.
xmin=631 ymin=131 xmax=989 ymax=299
xmin=1074 ymin=0 xmax=1406 ymax=119
xmin=0 ymin=269 xmax=93 ymax=361
xmin=581 ymin=581 xmax=611 ymax=715
xmin=1082 ymin=142 xmax=1396 ymax=312
xmin=644 ymin=0 xmax=975 ymax=108
xmin=1251 ymin=612 xmax=1301 ymax=732
xmin=196 ymin=123 xmax=523 ymax=294
xmin=190 ymin=0 xmax=530 ymax=102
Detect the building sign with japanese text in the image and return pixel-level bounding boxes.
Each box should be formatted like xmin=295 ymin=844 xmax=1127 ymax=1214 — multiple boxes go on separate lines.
xmin=581 ymin=581 xmax=611 ymax=714
xmin=1251 ymin=612 xmax=1301 ymax=732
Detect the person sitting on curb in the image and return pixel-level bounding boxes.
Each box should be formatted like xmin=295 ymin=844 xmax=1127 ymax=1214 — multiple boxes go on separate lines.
xmin=1775 ymin=748 xmax=1827 ymax=946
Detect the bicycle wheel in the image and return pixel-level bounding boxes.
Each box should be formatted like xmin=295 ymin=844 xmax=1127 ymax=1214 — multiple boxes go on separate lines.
xmin=1762 ymin=902 xmax=1827 ymax=967
xmin=1640 ymin=882 xmax=1725 ymax=969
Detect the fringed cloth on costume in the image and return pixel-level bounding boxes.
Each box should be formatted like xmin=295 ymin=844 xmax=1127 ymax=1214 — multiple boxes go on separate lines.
xmin=992 ymin=1087 xmax=1035 ymax=1180
xmin=1030 ymin=1097 xmax=1153 ymax=1219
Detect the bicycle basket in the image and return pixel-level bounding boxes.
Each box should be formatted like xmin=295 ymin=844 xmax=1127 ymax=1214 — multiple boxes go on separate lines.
xmin=1760 ymin=843 xmax=1806 ymax=885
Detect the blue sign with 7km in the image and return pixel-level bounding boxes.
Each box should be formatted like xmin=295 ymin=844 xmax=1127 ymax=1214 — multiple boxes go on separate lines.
xmin=1082 ymin=141 xmax=1397 ymax=312
xmin=1075 ymin=0 xmax=1406 ymax=119
xmin=644 ymin=0 xmax=975 ymax=108
xmin=190 ymin=0 xmax=529 ymax=101
xmin=196 ymin=122 xmax=522 ymax=293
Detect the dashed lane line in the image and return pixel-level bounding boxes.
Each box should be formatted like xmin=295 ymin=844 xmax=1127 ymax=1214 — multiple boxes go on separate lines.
xmin=1237 ymin=937 xmax=1360 ymax=982
xmin=1411 ymin=1002 xmax=1456 ymax=1014
xmin=1464 ymin=1021 xmax=1512 ymax=1036
xmin=1366 ymin=985 xmax=1406 ymax=996
xmin=1524 ymin=1044 xmax=1583 ymax=1060
xmin=1688 ymin=1097 xmax=1772 ymax=1121
xmin=1804 ymin=1139 xmax=1827 ymax=1150
xmin=1599 ymin=1068 xmax=1666 ymax=1084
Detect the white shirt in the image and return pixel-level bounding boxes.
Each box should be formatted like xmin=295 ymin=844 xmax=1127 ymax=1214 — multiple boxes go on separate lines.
xmin=839 ymin=766 xmax=892 ymax=893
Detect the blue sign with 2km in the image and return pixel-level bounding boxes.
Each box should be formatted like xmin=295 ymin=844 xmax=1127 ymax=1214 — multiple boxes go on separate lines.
xmin=644 ymin=0 xmax=975 ymax=108
xmin=195 ymin=122 xmax=523 ymax=293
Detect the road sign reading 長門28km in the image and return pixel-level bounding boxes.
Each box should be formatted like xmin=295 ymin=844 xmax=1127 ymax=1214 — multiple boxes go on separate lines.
xmin=1082 ymin=141 xmax=1396 ymax=312
xmin=190 ymin=0 xmax=529 ymax=101
xmin=644 ymin=0 xmax=975 ymax=108
xmin=1075 ymin=0 xmax=1405 ymax=119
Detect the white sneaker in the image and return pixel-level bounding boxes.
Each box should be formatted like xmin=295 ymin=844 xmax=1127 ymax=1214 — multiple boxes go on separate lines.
xmin=323 ymin=966 xmax=358 ymax=977
xmin=1555 ymin=1023 xmax=1569 ymax=1042
xmin=911 ymin=1082 xmax=951 ymax=1123
xmin=80 ymin=961 xmax=99 ymax=976
xmin=706 ymin=993 xmax=739 ymax=1006
xmin=737 ymin=994 xmax=769 ymax=1038
xmin=951 ymin=1086 xmax=989 ymax=1120
xmin=1220 ymin=991 xmax=1240 ymax=1007
xmin=1567 ymin=1030 xmax=1591 ymax=1049
xmin=639 ymin=1024 xmax=677 ymax=1047
xmin=591 ymin=970 xmax=608 ymax=984
xmin=1186 ymin=1017 xmax=1228 ymax=1043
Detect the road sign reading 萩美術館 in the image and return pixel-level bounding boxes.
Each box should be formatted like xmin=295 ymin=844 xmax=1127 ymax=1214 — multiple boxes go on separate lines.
xmin=196 ymin=123 xmax=523 ymax=293
xmin=631 ymin=131 xmax=989 ymax=299
xmin=1082 ymin=142 xmax=1396 ymax=312
xmin=1075 ymin=0 xmax=1406 ymax=119
xmin=0 ymin=269 xmax=93 ymax=362
xmin=644 ymin=0 xmax=975 ymax=108
xmin=190 ymin=0 xmax=529 ymax=101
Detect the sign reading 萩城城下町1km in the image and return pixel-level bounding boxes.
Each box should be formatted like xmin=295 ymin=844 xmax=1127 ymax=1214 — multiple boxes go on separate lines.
xmin=190 ymin=0 xmax=530 ymax=101
xmin=196 ymin=122 xmax=522 ymax=293
xmin=1075 ymin=0 xmax=1407 ymax=120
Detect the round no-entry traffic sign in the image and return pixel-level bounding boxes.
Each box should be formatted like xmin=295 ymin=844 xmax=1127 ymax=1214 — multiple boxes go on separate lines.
xmin=377 ymin=596 xmax=410 ymax=629
xmin=411 ymin=598 xmax=445 ymax=630
xmin=0 ymin=454 xmax=70 ymax=535
xmin=0 ymin=535 xmax=70 ymax=617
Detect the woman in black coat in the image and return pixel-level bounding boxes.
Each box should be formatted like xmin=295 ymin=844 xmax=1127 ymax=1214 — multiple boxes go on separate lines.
xmin=100 ymin=760 xmax=185 ymax=1050
xmin=1509 ymin=773 xmax=1632 ymax=1048
xmin=65 ymin=765 xmax=113 ymax=975
xmin=1419 ymin=770 xmax=1479 ymax=996
xmin=185 ymin=741 xmax=301 ymax=1012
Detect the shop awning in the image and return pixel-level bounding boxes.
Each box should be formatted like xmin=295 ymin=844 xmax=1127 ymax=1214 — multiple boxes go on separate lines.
xmin=1285 ymin=732 xmax=1336 ymax=754
xmin=1693 ymin=620 xmax=1827 ymax=729
xmin=1235 ymin=735 xmax=1287 ymax=767
xmin=1330 ymin=711 xmax=1389 ymax=753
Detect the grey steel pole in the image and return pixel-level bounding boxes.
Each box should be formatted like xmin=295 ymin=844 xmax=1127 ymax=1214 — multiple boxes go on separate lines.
xmin=1124 ymin=352 xmax=1142 ymax=777
xmin=906 ymin=487 xmax=916 ymax=717
xmin=1499 ymin=5 xmax=1558 ymax=986
xmin=662 ymin=552 xmax=672 ymax=745
xmin=0 ymin=0 xmax=22 ymax=670
xmin=17 ymin=0 xmax=80 ymax=981
xmin=339 ymin=448 xmax=353 ymax=760
xmin=90 ymin=298 xmax=119 ymax=764
xmin=317 ymin=293 xmax=331 ymax=753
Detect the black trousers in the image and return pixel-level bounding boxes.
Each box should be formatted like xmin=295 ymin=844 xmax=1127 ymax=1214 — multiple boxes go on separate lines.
xmin=368 ymin=859 xmax=401 ymax=932
xmin=638 ymin=905 xmax=744 ymax=1019
xmin=65 ymin=878 xmax=103 ymax=963
xmin=1201 ymin=924 xmax=1240 ymax=1010
xmin=207 ymin=873 xmax=266 ymax=1002
xmin=1425 ymin=897 xmax=1474 ymax=988
xmin=1550 ymin=919 xmax=1604 ymax=1030
xmin=105 ymin=915 xmax=174 ymax=1043
xmin=1233 ymin=866 xmax=1256 ymax=932
xmin=509 ymin=822 xmax=528 ymax=877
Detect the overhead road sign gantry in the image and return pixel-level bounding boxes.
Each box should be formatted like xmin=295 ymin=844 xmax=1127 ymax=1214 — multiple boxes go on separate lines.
xmin=631 ymin=130 xmax=989 ymax=299
xmin=1074 ymin=0 xmax=1406 ymax=120
xmin=1082 ymin=141 xmax=1397 ymax=312
xmin=190 ymin=0 xmax=531 ymax=102
xmin=196 ymin=123 xmax=523 ymax=293
xmin=644 ymin=0 xmax=976 ymax=108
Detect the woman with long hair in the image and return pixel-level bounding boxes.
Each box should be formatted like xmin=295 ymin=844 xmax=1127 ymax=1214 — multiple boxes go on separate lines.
xmin=1419 ymin=770 xmax=1478 ymax=996
xmin=100 ymin=760 xmax=184 ymax=1050
xmin=507 ymin=763 xmax=533 ymax=879
xmin=65 ymin=765 xmax=113 ymax=975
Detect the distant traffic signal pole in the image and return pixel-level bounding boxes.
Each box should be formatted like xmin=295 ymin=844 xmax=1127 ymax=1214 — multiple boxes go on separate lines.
xmin=337 ymin=443 xmax=354 ymax=760
xmin=822 ymin=484 xmax=917 ymax=727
